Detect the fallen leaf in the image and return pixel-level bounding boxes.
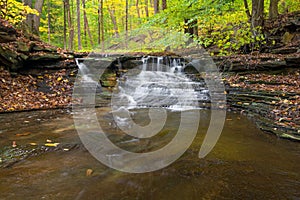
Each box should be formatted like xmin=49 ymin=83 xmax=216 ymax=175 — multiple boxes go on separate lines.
xmin=45 ymin=143 xmax=59 ymax=147
xmin=86 ymin=169 xmax=93 ymax=176
xmin=12 ymin=141 xmax=17 ymax=147
xmin=16 ymin=132 xmax=31 ymax=137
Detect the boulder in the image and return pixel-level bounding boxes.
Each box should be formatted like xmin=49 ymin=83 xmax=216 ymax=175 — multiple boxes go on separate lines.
xmin=0 ymin=45 xmax=24 ymax=70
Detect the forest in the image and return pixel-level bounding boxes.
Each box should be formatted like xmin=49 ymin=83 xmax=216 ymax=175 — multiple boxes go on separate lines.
xmin=1 ymin=0 xmax=299 ymax=53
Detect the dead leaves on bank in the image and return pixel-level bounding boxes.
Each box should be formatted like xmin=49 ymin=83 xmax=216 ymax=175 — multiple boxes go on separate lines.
xmin=0 ymin=67 xmax=75 ymax=112
xmin=226 ymin=70 xmax=300 ymax=130
xmin=227 ymin=72 xmax=300 ymax=93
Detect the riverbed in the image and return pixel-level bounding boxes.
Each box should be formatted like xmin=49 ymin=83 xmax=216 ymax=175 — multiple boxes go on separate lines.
xmin=0 ymin=108 xmax=299 ymax=199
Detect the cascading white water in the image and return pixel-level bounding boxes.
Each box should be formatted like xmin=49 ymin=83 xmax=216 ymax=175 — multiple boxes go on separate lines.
xmin=111 ymin=56 xmax=210 ymax=111
xmin=75 ymin=58 xmax=98 ymax=83
xmin=75 ymin=58 xmax=102 ymax=97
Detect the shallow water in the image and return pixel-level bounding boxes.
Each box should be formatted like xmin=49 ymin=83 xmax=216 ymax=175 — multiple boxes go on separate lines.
xmin=0 ymin=108 xmax=299 ymax=199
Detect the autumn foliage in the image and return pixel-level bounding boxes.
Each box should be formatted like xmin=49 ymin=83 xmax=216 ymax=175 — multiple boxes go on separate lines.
xmin=0 ymin=67 xmax=75 ymax=112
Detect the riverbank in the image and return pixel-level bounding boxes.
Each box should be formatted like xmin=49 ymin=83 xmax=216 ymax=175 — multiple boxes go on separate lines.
xmin=0 ymin=67 xmax=76 ymax=112
xmin=225 ymin=69 xmax=300 ymax=141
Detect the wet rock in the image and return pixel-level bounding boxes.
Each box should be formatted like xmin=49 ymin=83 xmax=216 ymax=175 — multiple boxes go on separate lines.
xmin=256 ymin=60 xmax=287 ymax=69
xmin=100 ymin=80 xmax=117 ymax=87
xmin=122 ymin=60 xmax=142 ymax=69
xmin=285 ymin=56 xmax=300 ymax=67
xmin=183 ymin=64 xmax=199 ymax=74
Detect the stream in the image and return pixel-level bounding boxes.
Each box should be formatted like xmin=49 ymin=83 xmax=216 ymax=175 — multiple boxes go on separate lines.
xmin=0 ymin=108 xmax=299 ymax=199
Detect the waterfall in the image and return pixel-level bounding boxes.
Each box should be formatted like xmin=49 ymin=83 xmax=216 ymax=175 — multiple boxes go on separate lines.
xmin=75 ymin=58 xmax=101 ymax=95
xmin=75 ymin=58 xmax=96 ymax=83
xmin=157 ymin=56 xmax=163 ymax=71
xmin=142 ymin=57 xmax=149 ymax=71
xmin=74 ymin=56 xmax=210 ymax=111
xmin=112 ymin=56 xmax=210 ymax=111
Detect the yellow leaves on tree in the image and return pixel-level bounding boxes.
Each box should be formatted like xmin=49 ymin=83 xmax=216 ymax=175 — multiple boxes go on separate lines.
xmin=0 ymin=0 xmax=39 ymax=25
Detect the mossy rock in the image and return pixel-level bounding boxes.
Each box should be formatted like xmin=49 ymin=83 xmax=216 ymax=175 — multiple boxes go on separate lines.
xmin=0 ymin=45 xmax=24 ymax=70
xmin=17 ymin=41 xmax=30 ymax=52
xmin=0 ymin=31 xmax=16 ymax=43
xmin=27 ymin=53 xmax=62 ymax=61
xmin=282 ymin=32 xmax=295 ymax=45
xmin=100 ymin=80 xmax=117 ymax=87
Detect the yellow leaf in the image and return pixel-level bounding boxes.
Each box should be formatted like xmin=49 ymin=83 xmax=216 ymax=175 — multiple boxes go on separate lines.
xmin=283 ymin=99 xmax=289 ymax=104
xmin=45 ymin=143 xmax=59 ymax=147
xmin=86 ymin=169 xmax=93 ymax=176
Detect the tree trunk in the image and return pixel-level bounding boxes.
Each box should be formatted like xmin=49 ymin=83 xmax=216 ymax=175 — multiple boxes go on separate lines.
xmin=47 ymin=0 xmax=51 ymax=43
xmin=76 ymin=0 xmax=82 ymax=50
xmin=33 ymin=0 xmax=44 ymax=35
xmin=63 ymin=0 xmax=67 ymax=49
xmin=136 ymin=0 xmax=141 ymax=18
xmin=82 ymin=0 xmax=93 ymax=48
xmin=83 ymin=0 xmax=87 ymax=47
xmin=243 ymin=0 xmax=251 ymax=21
xmin=97 ymin=0 xmax=101 ymax=45
xmin=162 ymin=0 xmax=167 ymax=10
xmin=100 ymin=0 xmax=104 ymax=51
xmin=65 ymin=0 xmax=74 ymax=50
xmin=108 ymin=8 xmax=119 ymax=38
xmin=251 ymin=0 xmax=264 ymax=29
xmin=154 ymin=0 xmax=159 ymax=14
xmin=126 ymin=0 xmax=129 ymax=34
xmin=184 ymin=19 xmax=198 ymax=37
xmin=145 ymin=0 xmax=149 ymax=17
xmin=23 ymin=0 xmax=33 ymax=32
xmin=280 ymin=1 xmax=289 ymax=14
xmin=269 ymin=0 xmax=279 ymax=19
